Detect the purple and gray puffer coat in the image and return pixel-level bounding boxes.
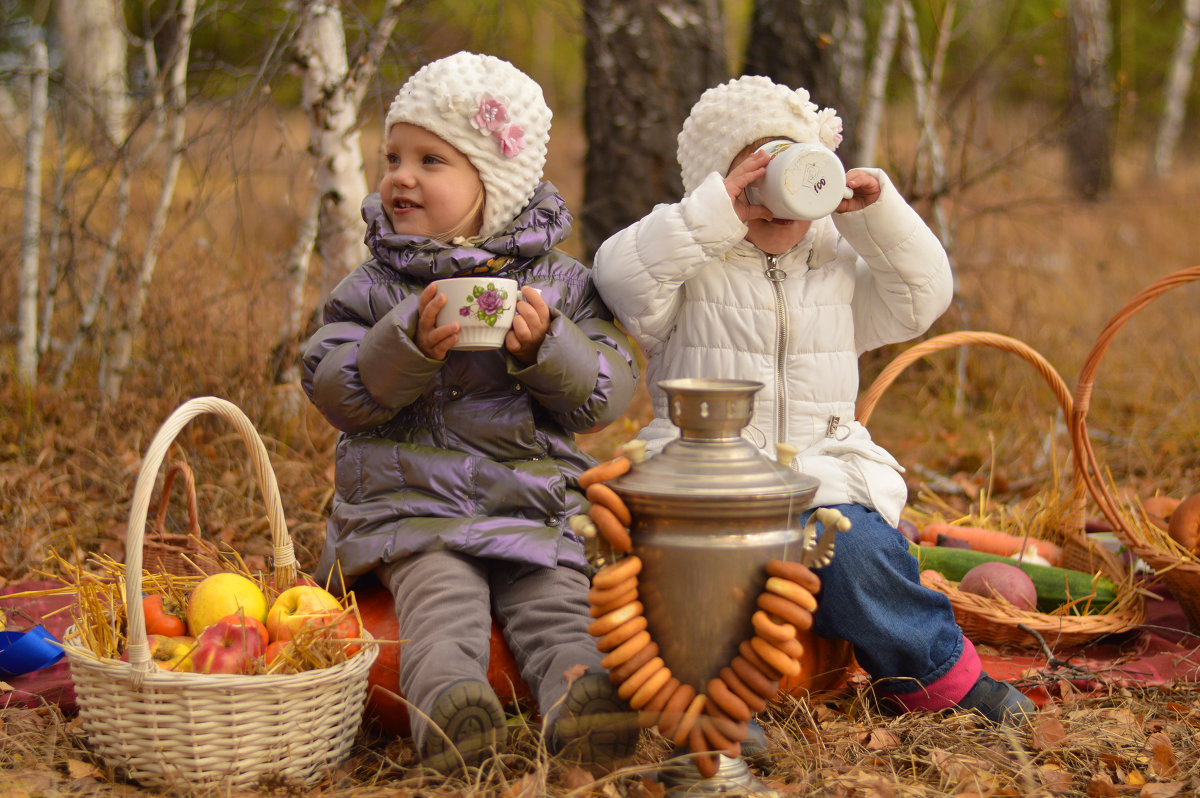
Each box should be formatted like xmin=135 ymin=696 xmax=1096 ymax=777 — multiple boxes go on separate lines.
xmin=301 ymin=182 xmax=638 ymax=586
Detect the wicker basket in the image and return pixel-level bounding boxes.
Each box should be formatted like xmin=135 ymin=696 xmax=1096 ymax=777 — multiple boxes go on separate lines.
xmin=143 ymin=460 xmax=225 ymax=577
xmin=61 ymin=396 xmax=378 ymax=791
xmin=1069 ymin=265 xmax=1200 ymax=633
xmin=857 ymin=331 xmax=1145 ymax=648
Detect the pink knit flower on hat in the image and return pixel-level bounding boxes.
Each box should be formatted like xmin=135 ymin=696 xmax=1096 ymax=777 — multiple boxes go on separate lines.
xmin=474 ymin=94 xmax=510 ymax=132
xmin=495 ymin=124 xmax=525 ymax=158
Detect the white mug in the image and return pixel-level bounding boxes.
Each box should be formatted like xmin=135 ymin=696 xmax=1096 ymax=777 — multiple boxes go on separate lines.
xmin=742 ymin=140 xmax=853 ymax=221
xmin=434 ymin=276 xmax=519 ymax=351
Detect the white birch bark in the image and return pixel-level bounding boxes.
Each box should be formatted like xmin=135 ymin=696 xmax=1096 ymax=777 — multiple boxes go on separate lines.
xmin=17 ymin=38 xmax=49 ymax=388
xmin=56 ymin=0 xmax=128 ymax=145
xmin=859 ymin=0 xmax=903 ymax=167
xmin=102 ymin=0 xmax=197 ymax=401
xmin=1151 ymin=0 xmax=1200 ymax=176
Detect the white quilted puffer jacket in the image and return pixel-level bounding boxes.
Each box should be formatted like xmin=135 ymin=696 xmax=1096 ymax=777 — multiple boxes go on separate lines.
xmin=592 ymin=169 xmax=953 ymax=526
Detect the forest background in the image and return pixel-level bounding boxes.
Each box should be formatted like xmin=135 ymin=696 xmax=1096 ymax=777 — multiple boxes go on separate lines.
xmin=2 ymin=1 xmax=1200 ymax=795
xmin=0 ymin=0 xmax=1198 ymax=600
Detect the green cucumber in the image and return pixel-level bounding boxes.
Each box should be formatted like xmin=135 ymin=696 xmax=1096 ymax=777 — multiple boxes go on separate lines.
xmin=909 ymin=543 xmax=1119 ymax=614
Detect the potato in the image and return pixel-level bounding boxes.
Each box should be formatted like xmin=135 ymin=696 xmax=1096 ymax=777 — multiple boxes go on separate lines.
xmin=958 ymin=562 xmax=1037 ymax=611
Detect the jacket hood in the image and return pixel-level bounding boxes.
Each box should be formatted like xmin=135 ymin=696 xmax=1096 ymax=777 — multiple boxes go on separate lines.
xmin=361 ymin=180 xmax=572 ymax=282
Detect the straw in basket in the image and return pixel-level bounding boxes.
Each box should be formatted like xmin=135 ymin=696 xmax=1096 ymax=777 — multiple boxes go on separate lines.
xmin=61 ymin=396 xmax=378 ymax=791
xmin=856 ymin=331 xmax=1145 ymax=648
xmin=1069 ymin=265 xmax=1200 ymax=632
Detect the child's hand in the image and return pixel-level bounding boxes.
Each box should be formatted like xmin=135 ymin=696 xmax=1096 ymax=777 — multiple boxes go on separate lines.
xmin=837 ymin=169 xmax=881 ymax=213
xmin=724 ymin=149 xmax=774 ymax=223
xmin=415 ymin=282 xmax=460 ymax=360
xmin=505 ymin=286 xmax=550 ymax=364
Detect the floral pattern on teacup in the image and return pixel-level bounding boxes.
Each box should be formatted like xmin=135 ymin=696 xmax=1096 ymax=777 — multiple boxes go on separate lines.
xmin=458 ymin=282 xmax=512 ymax=327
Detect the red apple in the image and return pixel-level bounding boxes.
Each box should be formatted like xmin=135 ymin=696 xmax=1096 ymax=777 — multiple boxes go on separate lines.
xmin=186 ymin=572 xmax=268 ymax=637
xmin=218 ymin=612 xmax=269 ymax=649
xmin=265 ymin=585 xmax=343 ymax=642
xmin=190 ymin=617 xmax=266 ymax=674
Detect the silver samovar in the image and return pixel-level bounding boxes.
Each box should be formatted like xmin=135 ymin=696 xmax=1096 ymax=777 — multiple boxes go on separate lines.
xmin=604 ymin=378 xmax=841 ymax=795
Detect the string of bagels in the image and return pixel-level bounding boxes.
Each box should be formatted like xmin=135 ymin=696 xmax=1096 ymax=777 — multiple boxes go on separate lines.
xmin=571 ymin=443 xmax=824 ymax=779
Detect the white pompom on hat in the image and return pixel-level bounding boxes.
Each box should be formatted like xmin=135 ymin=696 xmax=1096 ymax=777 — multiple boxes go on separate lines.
xmin=677 ymin=75 xmax=844 ymax=196
xmin=385 ymin=51 xmax=552 ymax=239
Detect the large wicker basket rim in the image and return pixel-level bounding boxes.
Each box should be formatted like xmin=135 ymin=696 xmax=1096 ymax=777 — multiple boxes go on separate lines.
xmin=123 ymin=396 xmax=296 ymax=685
xmin=856 ymin=330 xmax=1074 ymax=426
xmin=1068 ymin=265 xmax=1200 ymax=559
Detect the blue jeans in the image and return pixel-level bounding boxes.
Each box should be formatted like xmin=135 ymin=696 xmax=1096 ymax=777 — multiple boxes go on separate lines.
xmin=808 ymin=504 xmax=965 ymax=695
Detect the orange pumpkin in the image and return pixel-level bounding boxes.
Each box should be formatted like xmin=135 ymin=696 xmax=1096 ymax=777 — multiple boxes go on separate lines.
xmin=354 ymin=578 xmax=530 ymax=737
xmin=777 ymin=628 xmax=857 ymax=695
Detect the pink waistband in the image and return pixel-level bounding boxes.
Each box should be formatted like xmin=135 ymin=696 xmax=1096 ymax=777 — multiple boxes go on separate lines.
xmin=885 ymin=636 xmax=982 ymax=712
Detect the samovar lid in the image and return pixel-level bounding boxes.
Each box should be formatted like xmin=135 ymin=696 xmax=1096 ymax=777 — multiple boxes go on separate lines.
xmin=608 ymin=378 xmax=820 ymax=501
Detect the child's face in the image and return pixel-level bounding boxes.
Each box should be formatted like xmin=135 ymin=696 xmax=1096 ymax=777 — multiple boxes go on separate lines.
xmin=730 ymin=140 xmax=813 ymax=256
xmin=380 ymin=122 xmax=484 ymax=239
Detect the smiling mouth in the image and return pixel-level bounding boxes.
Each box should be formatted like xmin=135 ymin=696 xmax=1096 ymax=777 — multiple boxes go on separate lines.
xmin=393 ymin=199 xmax=421 ymax=211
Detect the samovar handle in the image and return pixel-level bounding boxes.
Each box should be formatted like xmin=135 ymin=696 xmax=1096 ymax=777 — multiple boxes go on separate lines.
xmin=800 ymin=507 xmax=852 ymax=568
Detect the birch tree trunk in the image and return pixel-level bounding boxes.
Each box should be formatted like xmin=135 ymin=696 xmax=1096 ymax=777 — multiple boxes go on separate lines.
xmin=744 ymin=0 xmax=867 ymax=164
xmin=101 ymin=0 xmax=197 ymax=402
xmin=858 ymin=0 xmax=903 ymax=167
xmin=1151 ymin=0 xmax=1200 ymax=176
xmin=277 ymin=0 xmax=402 ymax=388
xmin=17 ymin=38 xmax=49 ymax=388
xmin=1065 ymin=0 xmax=1115 ymax=199
xmin=581 ymin=0 xmax=727 ymax=258
xmin=56 ymin=0 xmax=127 ymax=145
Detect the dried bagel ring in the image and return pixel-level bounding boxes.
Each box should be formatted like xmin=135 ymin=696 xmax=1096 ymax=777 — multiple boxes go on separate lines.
xmin=656 ymin=682 xmax=696 ymax=740
xmin=738 ymin=639 xmax=784 ymax=682
xmin=592 ymin=556 xmax=642 ymax=590
xmin=706 ymin=676 xmax=752 ymax=723
xmin=731 ymin=655 xmax=779 ymax=703
xmin=699 ymin=715 xmax=742 ymax=760
xmin=750 ymin=635 xmax=801 ymax=678
xmin=689 ymin=724 xmax=720 ymax=779
xmin=671 ymin=694 xmax=707 ymax=748
xmin=608 ymin=639 xmax=659 ymax=685
xmin=590 ymin=588 xmax=638 ymax=619
xmin=757 ymin=590 xmax=814 ymax=631
xmin=578 ymin=455 xmax=632 ymax=489
xmin=720 ymin=665 xmax=768 ymax=713
xmin=600 ymin=629 xmax=651 ymax=670
xmin=629 ymin=662 xmax=673 ymax=710
xmin=705 ymin=701 xmax=749 ymax=742
xmin=769 ymin=632 xmax=805 ymax=661
xmin=595 ymin=614 xmax=648 ymax=653
xmin=638 ymin=675 xmax=680 ymax=728
xmin=588 ymin=575 xmax=637 ymax=609
xmin=589 ymin=503 xmax=633 ymax=553
xmin=765 ymin=576 xmax=817 ymax=612
xmin=765 ymin=559 xmax=822 ymax=594
xmin=588 ymin=600 xmax=644 ymax=637
xmin=618 ymin=656 xmax=665 ymax=701
xmin=616 ymin=655 xmax=662 ymax=700
xmin=751 ymin=609 xmax=797 ymax=645
xmin=586 ymin=482 xmax=632 ymax=526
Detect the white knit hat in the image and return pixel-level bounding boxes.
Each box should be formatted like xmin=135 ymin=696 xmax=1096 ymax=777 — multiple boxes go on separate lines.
xmin=677 ymin=75 xmax=843 ymax=196
xmin=384 ymin=51 xmax=552 ymax=239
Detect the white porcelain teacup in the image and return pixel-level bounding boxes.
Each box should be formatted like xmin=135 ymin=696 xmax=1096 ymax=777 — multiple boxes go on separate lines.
xmin=434 ymin=276 xmax=519 ymax=351
xmin=742 ymin=140 xmax=854 ymax=221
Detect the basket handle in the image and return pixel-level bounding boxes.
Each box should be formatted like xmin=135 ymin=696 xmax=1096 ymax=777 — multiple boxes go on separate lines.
xmin=1069 ymin=265 xmax=1200 ymax=543
xmin=124 ymin=397 xmax=296 ymax=683
xmin=856 ymin=331 xmax=1074 ymax=425
xmin=151 ymin=460 xmax=203 ymax=539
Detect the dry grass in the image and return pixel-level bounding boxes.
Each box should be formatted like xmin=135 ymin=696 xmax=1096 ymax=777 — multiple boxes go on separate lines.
xmin=4 ymin=101 xmax=1200 ymax=795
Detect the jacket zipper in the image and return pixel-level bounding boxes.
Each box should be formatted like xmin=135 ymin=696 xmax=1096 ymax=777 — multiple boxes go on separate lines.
xmin=763 ymin=254 xmax=788 ymax=445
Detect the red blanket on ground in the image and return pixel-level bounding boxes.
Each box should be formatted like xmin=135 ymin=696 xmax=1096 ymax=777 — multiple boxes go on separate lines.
xmin=3 ymin=580 xmax=1198 ymax=715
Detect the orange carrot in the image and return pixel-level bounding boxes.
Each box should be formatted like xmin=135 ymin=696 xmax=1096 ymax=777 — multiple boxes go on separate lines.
xmin=919 ymin=522 xmax=1063 ymax=566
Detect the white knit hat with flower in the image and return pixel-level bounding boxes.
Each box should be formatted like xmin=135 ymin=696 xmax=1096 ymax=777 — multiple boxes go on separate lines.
xmin=385 ymin=51 xmax=552 ymax=239
xmin=677 ymin=75 xmax=843 ymax=196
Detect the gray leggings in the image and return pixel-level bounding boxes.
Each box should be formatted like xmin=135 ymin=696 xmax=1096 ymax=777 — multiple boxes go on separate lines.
xmin=378 ymin=549 xmax=604 ymax=749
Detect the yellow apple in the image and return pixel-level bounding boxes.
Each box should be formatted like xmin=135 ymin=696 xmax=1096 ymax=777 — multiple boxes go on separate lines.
xmin=185 ymin=572 xmax=268 ymax=636
xmin=147 ymin=634 xmax=196 ymax=671
xmin=265 ymin=585 xmax=343 ymax=642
